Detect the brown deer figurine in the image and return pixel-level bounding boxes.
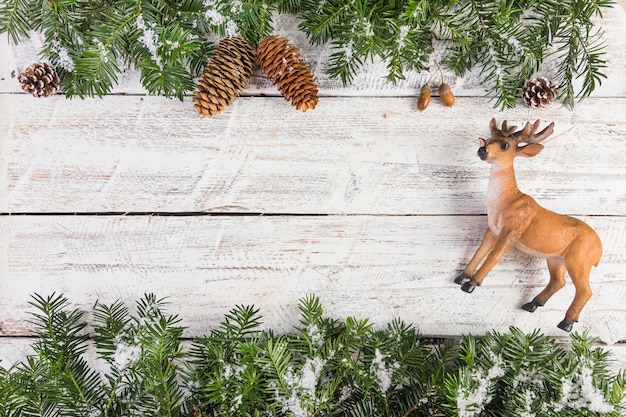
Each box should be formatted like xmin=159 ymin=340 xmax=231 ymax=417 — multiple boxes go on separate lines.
xmin=454 ymin=118 xmax=602 ymax=332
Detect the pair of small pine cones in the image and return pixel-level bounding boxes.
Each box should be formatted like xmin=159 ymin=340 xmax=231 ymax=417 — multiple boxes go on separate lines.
xmin=193 ymin=36 xmax=319 ymax=117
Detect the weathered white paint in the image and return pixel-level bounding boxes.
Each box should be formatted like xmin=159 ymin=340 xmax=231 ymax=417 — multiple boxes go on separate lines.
xmin=1 ymin=215 xmax=624 ymax=344
xmin=0 ymin=4 xmax=625 ymax=368
xmin=1 ymin=95 xmax=624 ymax=215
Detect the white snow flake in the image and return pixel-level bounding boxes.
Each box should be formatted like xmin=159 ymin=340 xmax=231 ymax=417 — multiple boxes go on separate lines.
xmin=51 ymin=40 xmax=74 ymax=72
xmin=136 ymin=14 xmax=162 ymax=69
xmin=456 ymin=352 xmax=505 ymax=417
xmin=552 ymin=363 xmax=614 ymax=413
xmin=113 ymin=342 xmax=141 ymax=370
xmin=371 ymin=349 xmax=399 ymax=395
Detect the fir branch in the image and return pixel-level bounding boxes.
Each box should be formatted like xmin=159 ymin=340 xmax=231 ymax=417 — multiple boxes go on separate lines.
xmin=3 ymin=0 xmax=613 ymax=107
xmin=276 ymin=0 xmax=303 ymax=13
xmin=3 ymin=295 xmax=625 ymax=417
xmin=16 ymin=294 xmax=104 ymax=417
xmin=551 ymin=0 xmax=611 ymax=108
xmin=201 ymin=0 xmax=275 ymax=47
xmin=0 ymin=0 xmax=44 ymax=43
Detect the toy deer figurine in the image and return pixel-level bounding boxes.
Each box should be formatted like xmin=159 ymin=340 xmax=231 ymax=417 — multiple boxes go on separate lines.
xmin=454 ymin=118 xmax=602 ymax=332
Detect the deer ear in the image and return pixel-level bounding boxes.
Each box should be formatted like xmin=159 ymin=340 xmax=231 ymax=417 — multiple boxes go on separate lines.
xmin=518 ymin=143 xmax=544 ymax=157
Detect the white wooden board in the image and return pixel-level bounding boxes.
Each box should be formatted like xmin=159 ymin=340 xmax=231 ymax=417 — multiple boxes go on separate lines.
xmin=1 ymin=95 xmax=625 ymax=215
xmin=1 ymin=2 xmax=626 ymax=370
xmin=1 ymin=215 xmax=624 ymax=344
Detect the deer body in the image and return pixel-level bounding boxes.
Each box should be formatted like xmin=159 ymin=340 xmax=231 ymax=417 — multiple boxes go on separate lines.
xmin=455 ymin=119 xmax=602 ymax=332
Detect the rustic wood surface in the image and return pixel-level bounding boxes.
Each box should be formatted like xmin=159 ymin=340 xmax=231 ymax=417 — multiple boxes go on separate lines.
xmin=1 ymin=4 xmax=625 ymax=368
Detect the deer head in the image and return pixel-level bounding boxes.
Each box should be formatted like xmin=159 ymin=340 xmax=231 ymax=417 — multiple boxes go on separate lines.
xmin=477 ymin=118 xmax=555 ymax=165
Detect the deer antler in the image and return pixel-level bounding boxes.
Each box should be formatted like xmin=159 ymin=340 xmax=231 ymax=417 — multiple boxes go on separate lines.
xmin=489 ymin=118 xmax=517 ymax=137
xmin=490 ymin=118 xmax=555 ymax=145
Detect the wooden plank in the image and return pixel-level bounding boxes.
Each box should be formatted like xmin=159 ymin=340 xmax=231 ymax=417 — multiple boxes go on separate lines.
xmin=1 ymin=95 xmax=625 ymax=215
xmin=1 ymin=215 xmax=624 ymax=344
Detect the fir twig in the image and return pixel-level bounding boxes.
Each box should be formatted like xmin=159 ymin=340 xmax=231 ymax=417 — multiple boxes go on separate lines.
xmin=0 ymin=0 xmax=613 ymax=107
xmin=1 ymin=294 xmax=624 ymax=416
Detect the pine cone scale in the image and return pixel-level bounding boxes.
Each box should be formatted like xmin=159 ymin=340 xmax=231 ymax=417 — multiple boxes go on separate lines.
xmin=257 ymin=35 xmax=319 ymax=112
xmin=18 ymin=62 xmax=60 ymax=97
xmin=522 ymin=77 xmax=557 ymax=108
xmin=192 ymin=37 xmax=255 ymax=117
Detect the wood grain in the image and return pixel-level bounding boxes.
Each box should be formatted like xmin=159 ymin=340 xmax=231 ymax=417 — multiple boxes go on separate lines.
xmin=1 ymin=4 xmax=625 ymax=370
xmin=1 ymin=95 xmax=625 ymax=215
xmin=1 ymin=215 xmax=624 ymax=344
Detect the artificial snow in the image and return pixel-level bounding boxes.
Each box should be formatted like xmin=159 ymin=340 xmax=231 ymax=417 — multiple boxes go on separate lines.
xmin=363 ymin=20 xmax=373 ymax=38
xmin=225 ymin=20 xmax=239 ymax=38
xmin=135 ymin=15 xmax=162 ymax=69
xmin=204 ymin=9 xmax=226 ymax=26
xmin=306 ymin=324 xmax=324 ymax=350
xmin=113 ymin=342 xmax=141 ymax=370
xmin=94 ymin=39 xmax=108 ymax=63
xmin=275 ymin=357 xmax=327 ymax=417
xmin=51 ymin=40 xmax=74 ymax=72
xmin=552 ymin=362 xmax=614 ymax=413
xmin=342 ymin=40 xmax=355 ymax=60
xmin=230 ymin=1 xmax=242 ymax=14
xmin=518 ymin=389 xmax=536 ymax=417
xmin=397 ymin=25 xmax=410 ymax=50
xmin=456 ymin=352 xmax=505 ymax=417
xmin=223 ymin=362 xmax=245 ymax=380
xmin=371 ymin=348 xmax=399 ymax=394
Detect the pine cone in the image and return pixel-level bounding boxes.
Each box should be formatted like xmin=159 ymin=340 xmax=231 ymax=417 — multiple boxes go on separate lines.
xmin=257 ymin=35 xmax=319 ymax=112
xmin=521 ymin=77 xmax=557 ymax=108
xmin=192 ymin=37 xmax=256 ymax=117
xmin=18 ymin=62 xmax=60 ymax=97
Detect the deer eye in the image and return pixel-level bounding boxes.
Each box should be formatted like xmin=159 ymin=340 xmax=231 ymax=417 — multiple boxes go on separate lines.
xmin=500 ymin=141 xmax=510 ymax=151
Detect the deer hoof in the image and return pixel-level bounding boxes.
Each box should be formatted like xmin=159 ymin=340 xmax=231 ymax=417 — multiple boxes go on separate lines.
xmin=461 ymin=282 xmax=476 ymax=293
xmin=557 ymin=320 xmax=574 ymax=332
xmin=454 ymin=272 xmax=471 ymax=285
xmin=521 ymin=300 xmax=541 ymax=313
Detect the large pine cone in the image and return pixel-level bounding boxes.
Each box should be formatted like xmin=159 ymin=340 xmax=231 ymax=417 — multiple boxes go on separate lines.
xmin=18 ymin=62 xmax=60 ymax=97
xmin=257 ymin=35 xmax=319 ymax=112
xmin=192 ymin=37 xmax=256 ymax=117
xmin=521 ymin=77 xmax=557 ymax=108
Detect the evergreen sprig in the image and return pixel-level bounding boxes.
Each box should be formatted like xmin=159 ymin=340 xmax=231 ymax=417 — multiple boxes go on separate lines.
xmin=0 ymin=293 xmax=188 ymax=417
xmin=291 ymin=0 xmax=612 ymax=109
xmin=0 ymin=0 xmax=612 ymax=107
xmin=443 ymin=328 xmax=625 ymax=417
xmin=0 ymin=0 xmax=278 ymax=99
xmin=11 ymin=293 xmax=103 ymax=417
xmin=0 ymin=293 xmax=624 ymax=416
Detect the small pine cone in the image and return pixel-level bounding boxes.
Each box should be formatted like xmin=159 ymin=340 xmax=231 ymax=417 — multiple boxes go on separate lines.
xmin=257 ymin=35 xmax=318 ymax=112
xmin=17 ymin=62 xmax=60 ymax=97
xmin=192 ymin=37 xmax=256 ymax=117
xmin=521 ymin=77 xmax=557 ymax=108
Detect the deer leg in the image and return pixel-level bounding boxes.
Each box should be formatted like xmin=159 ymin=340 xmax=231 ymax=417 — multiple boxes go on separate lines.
xmin=558 ymin=255 xmax=593 ymax=332
xmin=461 ymin=228 xmax=520 ymax=293
xmin=522 ymin=257 xmax=566 ymax=313
xmin=455 ymin=228 xmax=497 ymax=286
